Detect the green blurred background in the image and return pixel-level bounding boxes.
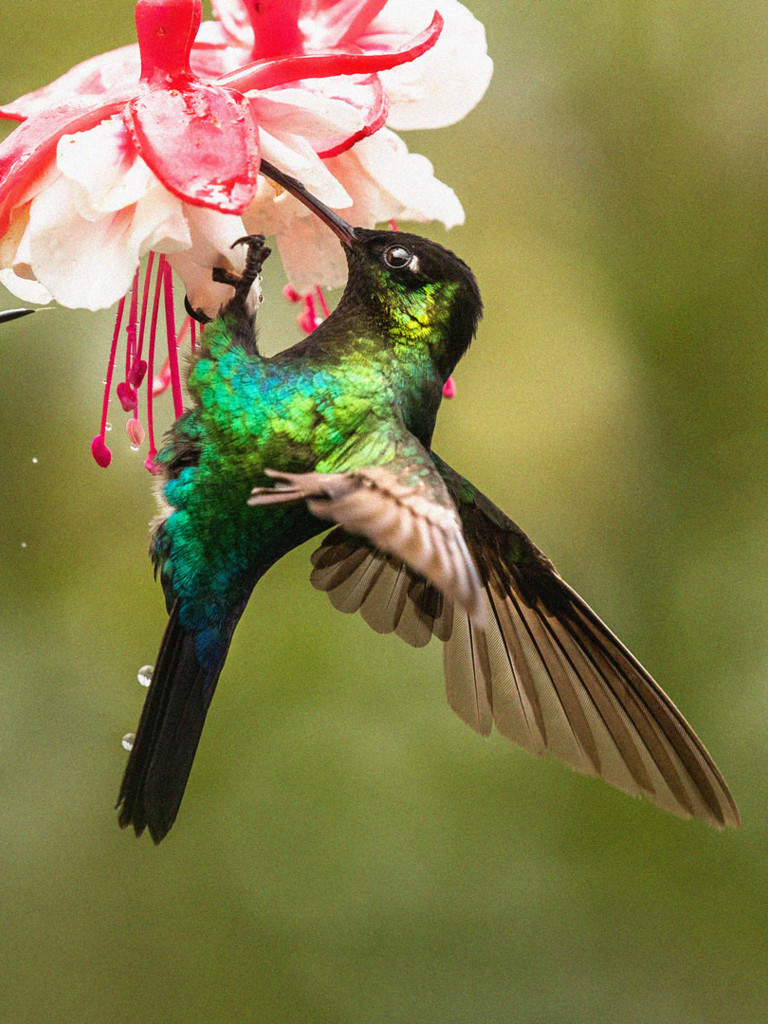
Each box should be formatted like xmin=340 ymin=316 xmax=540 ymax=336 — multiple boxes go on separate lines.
xmin=2 ymin=2 xmax=767 ymax=1021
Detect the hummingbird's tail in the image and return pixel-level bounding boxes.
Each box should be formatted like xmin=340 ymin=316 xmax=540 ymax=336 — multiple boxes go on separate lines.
xmin=117 ymin=602 xmax=232 ymax=843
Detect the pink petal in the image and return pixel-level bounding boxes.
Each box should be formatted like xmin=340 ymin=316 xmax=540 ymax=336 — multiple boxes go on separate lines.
xmin=307 ymin=0 xmax=390 ymax=48
xmin=0 ymin=45 xmax=140 ymax=123
xmin=219 ymin=10 xmax=443 ymax=92
xmin=135 ymin=0 xmax=202 ymax=83
xmin=124 ymin=81 xmax=260 ymax=213
xmin=0 ymin=98 xmax=128 ymax=238
xmin=237 ymin=0 xmax=305 ymax=59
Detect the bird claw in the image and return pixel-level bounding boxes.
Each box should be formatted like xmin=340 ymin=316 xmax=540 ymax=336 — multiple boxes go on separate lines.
xmin=215 ymin=235 xmax=272 ymax=316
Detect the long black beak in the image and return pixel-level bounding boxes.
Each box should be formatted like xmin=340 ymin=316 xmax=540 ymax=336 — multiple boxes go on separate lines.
xmin=0 ymin=307 xmax=36 ymax=324
xmin=259 ymin=159 xmax=359 ymax=246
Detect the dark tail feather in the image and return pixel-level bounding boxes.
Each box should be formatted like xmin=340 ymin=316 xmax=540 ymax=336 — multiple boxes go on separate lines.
xmin=117 ymin=602 xmax=230 ymax=843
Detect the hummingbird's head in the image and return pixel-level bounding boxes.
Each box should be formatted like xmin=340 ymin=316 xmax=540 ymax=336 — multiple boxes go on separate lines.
xmin=341 ymin=228 xmax=483 ymax=376
xmin=260 ymin=160 xmax=483 ymax=379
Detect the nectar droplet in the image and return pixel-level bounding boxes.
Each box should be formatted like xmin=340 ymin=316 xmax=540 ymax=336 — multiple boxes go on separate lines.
xmin=122 ymin=733 xmax=135 ymax=752
xmin=137 ymin=664 xmax=153 ymax=687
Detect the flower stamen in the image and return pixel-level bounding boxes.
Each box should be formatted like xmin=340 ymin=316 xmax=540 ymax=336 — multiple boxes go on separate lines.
xmin=91 ymin=296 xmax=125 ymax=468
xmin=161 ymin=257 xmax=184 ymax=420
xmin=143 ymin=254 xmax=165 ymax=473
xmin=152 ymin=314 xmax=192 ymax=398
xmin=283 ymin=282 xmax=330 ymax=333
xmin=91 ymin=250 xmax=200 ymax=473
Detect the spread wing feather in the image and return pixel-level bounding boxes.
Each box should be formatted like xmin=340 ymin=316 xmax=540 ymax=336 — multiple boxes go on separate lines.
xmin=303 ymin=454 xmax=740 ymax=829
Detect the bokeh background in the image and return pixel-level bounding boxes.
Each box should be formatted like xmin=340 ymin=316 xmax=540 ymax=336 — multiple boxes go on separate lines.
xmin=2 ymin=2 xmax=767 ymax=1021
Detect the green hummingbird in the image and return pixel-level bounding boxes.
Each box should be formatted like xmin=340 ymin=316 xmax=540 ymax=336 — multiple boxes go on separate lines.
xmin=118 ymin=163 xmax=739 ymax=843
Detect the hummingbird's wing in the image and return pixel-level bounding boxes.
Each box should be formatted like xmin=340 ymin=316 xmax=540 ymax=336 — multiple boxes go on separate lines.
xmin=248 ymin=455 xmax=486 ymax=625
xmin=306 ymin=453 xmax=740 ymax=829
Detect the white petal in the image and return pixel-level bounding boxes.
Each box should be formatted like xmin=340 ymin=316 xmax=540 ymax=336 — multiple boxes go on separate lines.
xmin=0 ymin=204 xmax=31 ymax=270
xmin=252 ymin=84 xmax=373 ymax=152
xmin=56 ymin=117 xmax=157 ymax=217
xmin=0 ymin=269 xmax=52 ymax=305
xmin=27 ymin=187 xmax=137 ymax=309
xmin=129 ymin=184 xmax=192 ymax=257
xmin=372 ymin=0 xmax=493 ymax=130
xmin=271 ymin=214 xmax=348 ymax=293
xmin=329 ymin=128 xmax=464 ymax=228
xmin=258 ymin=128 xmax=352 ymax=210
xmin=166 ymin=250 xmax=254 ymax=320
xmin=165 ymin=206 xmax=251 ymax=319
xmin=178 ymin=205 xmax=248 ymax=268
xmin=239 ymin=176 xmax=293 ymax=238
xmin=24 ymin=174 xmax=190 ymax=310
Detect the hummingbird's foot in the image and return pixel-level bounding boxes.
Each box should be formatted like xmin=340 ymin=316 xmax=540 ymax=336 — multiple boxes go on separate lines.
xmin=232 ymin=234 xmax=272 ymax=280
xmin=212 ymin=234 xmax=272 ymax=313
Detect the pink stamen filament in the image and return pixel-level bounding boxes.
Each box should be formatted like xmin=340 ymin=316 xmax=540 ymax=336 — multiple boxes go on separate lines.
xmin=91 ymin=296 xmax=125 ymax=468
xmin=161 ymin=257 xmax=184 ymax=419
xmin=125 ymin=269 xmax=139 ymax=378
xmin=143 ymin=256 xmax=166 ymax=472
xmin=315 ymin=286 xmax=330 ymax=319
xmin=152 ymin=315 xmax=191 ymax=397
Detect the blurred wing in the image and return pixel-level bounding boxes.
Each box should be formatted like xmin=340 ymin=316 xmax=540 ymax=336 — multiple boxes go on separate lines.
xmin=249 ymin=456 xmax=484 ymax=621
xmin=307 ymin=453 xmax=740 ymax=829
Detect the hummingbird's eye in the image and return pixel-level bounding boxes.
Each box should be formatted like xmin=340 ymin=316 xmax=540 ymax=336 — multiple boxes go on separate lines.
xmin=383 ymin=244 xmax=413 ymax=269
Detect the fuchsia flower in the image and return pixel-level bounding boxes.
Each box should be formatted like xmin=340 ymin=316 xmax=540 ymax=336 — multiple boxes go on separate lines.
xmin=0 ymin=0 xmax=490 ymax=465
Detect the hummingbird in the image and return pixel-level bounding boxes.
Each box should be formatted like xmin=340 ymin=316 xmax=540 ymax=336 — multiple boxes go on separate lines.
xmin=118 ymin=162 xmax=739 ymax=842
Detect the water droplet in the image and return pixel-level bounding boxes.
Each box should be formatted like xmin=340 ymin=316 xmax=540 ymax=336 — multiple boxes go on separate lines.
xmin=122 ymin=733 xmax=135 ymax=752
xmin=31 ymin=457 xmax=38 ymax=464
xmin=105 ymin=422 xmax=112 ymax=432
xmin=20 ymin=542 xmax=27 ymax=549
xmin=137 ymin=664 xmax=153 ymax=687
